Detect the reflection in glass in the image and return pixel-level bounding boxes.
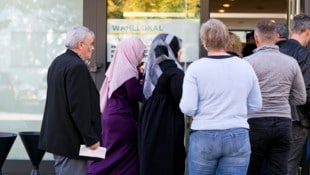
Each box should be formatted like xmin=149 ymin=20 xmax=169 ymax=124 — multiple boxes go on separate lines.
xmin=0 ymin=0 xmax=83 ymax=160
xmin=108 ymin=0 xmax=200 ymax=19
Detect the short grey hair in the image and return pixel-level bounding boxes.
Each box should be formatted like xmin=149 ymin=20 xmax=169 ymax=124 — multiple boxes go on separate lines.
xmin=65 ymin=26 xmax=95 ymax=49
xmin=291 ymin=14 xmax=310 ymax=34
xmin=275 ymin=22 xmax=289 ymax=39
xmin=200 ymin=19 xmax=229 ymax=50
xmin=254 ymin=19 xmax=276 ymax=42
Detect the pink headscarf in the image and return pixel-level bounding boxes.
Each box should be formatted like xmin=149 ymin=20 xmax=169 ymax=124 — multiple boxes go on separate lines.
xmin=99 ymin=37 xmax=146 ymax=112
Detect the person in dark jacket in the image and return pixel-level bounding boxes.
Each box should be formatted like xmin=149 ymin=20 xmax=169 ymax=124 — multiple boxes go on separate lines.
xmin=38 ymin=26 xmax=101 ymax=175
xmin=277 ymin=14 xmax=310 ymax=175
xmin=242 ymin=31 xmax=257 ymax=57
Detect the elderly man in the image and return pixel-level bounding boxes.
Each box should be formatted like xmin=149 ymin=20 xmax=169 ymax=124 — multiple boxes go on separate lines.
xmin=39 ymin=26 xmax=101 ymax=175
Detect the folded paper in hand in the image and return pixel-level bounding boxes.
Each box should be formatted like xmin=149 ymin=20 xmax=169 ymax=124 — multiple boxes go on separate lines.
xmin=79 ymin=145 xmax=106 ymax=159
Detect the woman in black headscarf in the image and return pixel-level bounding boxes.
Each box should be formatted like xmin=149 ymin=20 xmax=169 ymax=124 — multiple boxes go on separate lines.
xmin=138 ymin=33 xmax=186 ymax=175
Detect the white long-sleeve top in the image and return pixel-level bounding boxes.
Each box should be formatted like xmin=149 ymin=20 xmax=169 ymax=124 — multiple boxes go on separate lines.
xmin=180 ymin=55 xmax=262 ymax=130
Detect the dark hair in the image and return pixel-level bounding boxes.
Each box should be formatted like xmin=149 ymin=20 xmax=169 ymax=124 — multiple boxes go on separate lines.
xmin=246 ymin=31 xmax=254 ymax=42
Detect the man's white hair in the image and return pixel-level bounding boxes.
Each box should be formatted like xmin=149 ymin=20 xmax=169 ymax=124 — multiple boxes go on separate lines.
xmin=65 ymin=26 xmax=95 ymax=49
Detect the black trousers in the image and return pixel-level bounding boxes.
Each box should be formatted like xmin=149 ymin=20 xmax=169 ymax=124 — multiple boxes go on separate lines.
xmin=247 ymin=117 xmax=292 ymax=175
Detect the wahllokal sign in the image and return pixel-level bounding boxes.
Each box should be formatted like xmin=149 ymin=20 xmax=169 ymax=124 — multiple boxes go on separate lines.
xmin=107 ymin=19 xmax=200 ymax=62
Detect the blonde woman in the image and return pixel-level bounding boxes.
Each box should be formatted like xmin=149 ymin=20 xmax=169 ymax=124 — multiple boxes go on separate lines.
xmin=227 ymin=32 xmax=243 ymax=57
xmin=180 ymin=19 xmax=262 ymax=175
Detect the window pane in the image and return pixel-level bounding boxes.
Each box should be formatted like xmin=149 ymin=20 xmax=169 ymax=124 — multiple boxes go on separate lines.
xmin=0 ymin=0 xmax=83 ymax=160
xmin=107 ymin=0 xmax=201 ymax=63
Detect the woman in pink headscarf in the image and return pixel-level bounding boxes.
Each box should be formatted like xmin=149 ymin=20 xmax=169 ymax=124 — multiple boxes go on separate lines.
xmin=87 ymin=37 xmax=146 ymax=175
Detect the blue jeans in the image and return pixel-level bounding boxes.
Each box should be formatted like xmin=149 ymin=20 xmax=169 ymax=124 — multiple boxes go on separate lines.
xmin=188 ymin=128 xmax=251 ymax=175
xmin=247 ymin=117 xmax=292 ymax=175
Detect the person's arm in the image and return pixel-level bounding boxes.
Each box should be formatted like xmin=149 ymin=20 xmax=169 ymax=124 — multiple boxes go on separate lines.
xmin=247 ymin=70 xmax=262 ymax=114
xmin=124 ymin=76 xmax=144 ymax=102
xmin=179 ymin=66 xmax=198 ymax=117
xmin=295 ymin=49 xmax=310 ymax=115
xmin=66 ymin=64 xmax=101 ymax=147
xmin=290 ymin=62 xmax=307 ymax=105
xmin=170 ymin=70 xmax=184 ymax=104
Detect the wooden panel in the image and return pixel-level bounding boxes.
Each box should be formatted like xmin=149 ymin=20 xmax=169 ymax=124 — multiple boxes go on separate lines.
xmin=199 ymin=0 xmax=209 ymax=58
xmin=83 ymin=0 xmax=107 ymax=90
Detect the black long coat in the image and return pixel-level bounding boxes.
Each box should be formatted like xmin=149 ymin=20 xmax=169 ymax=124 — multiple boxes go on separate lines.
xmin=39 ymin=49 xmax=101 ymax=159
xmin=138 ymin=61 xmax=186 ymax=175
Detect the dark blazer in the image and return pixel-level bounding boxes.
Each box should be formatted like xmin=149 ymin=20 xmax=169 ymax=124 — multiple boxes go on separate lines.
xmin=39 ymin=49 xmax=101 ymax=159
xmin=277 ymin=39 xmax=310 ymax=127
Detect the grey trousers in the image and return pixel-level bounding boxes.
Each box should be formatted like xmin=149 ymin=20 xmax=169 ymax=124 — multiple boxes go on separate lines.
xmin=287 ymin=123 xmax=309 ymax=175
xmin=53 ymin=154 xmax=87 ymax=175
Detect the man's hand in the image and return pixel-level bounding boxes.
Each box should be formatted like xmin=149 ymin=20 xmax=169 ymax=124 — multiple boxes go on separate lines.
xmin=88 ymin=141 xmax=100 ymax=150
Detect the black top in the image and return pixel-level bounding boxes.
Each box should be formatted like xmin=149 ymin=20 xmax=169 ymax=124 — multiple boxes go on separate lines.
xmin=242 ymin=43 xmax=257 ymax=57
xmin=277 ymin=39 xmax=310 ymax=126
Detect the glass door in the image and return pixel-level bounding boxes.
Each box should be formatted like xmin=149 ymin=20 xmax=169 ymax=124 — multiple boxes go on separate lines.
xmin=288 ymin=0 xmax=302 ymax=27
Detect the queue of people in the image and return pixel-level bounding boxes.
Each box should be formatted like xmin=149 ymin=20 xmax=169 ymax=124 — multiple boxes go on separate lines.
xmin=245 ymin=19 xmax=306 ymax=175
xmin=38 ymin=14 xmax=310 ymax=175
